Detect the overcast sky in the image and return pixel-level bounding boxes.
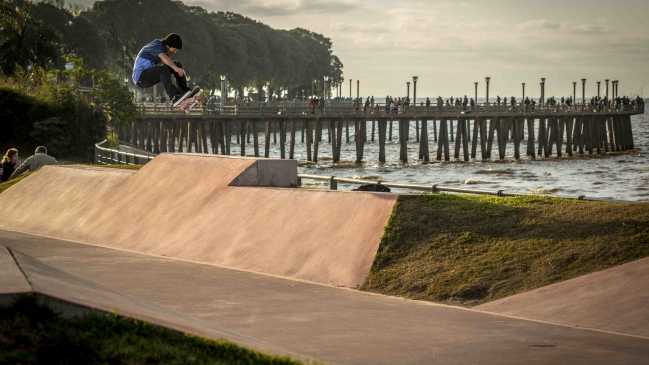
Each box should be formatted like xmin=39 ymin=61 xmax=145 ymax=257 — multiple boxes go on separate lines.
xmin=77 ymin=0 xmax=649 ymax=99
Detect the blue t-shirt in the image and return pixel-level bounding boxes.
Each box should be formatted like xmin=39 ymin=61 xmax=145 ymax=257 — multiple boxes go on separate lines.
xmin=132 ymin=39 xmax=166 ymax=84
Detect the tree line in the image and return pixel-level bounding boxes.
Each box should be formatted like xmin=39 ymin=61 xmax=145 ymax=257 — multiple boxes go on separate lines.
xmin=0 ymin=0 xmax=344 ymax=98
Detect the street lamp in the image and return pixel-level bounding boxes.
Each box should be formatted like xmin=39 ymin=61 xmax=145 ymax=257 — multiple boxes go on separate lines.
xmin=323 ymin=76 xmax=329 ymax=110
xmin=349 ymin=79 xmax=352 ymax=99
xmin=613 ymin=80 xmax=619 ymax=99
xmin=406 ymin=82 xmax=410 ymax=101
xmin=605 ymin=79 xmax=610 ymax=99
xmin=581 ymin=79 xmax=586 ymax=112
xmin=540 ymin=78 xmax=546 ymax=105
xmin=412 ymin=76 xmax=418 ymax=111
xmin=485 ymin=77 xmax=491 ymax=107
xmin=597 ymin=81 xmax=601 ymax=98
xmin=123 ymin=77 xmax=128 ymax=87
xmin=522 ymin=83 xmax=526 ymax=107
xmin=356 ymin=80 xmax=360 ymax=99
xmin=220 ymin=75 xmax=226 ymax=110
xmin=474 ymin=82 xmax=478 ymax=109
xmin=266 ymin=82 xmax=271 ymax=103
xmin=573 ymin=82 xmax=577 ymax=104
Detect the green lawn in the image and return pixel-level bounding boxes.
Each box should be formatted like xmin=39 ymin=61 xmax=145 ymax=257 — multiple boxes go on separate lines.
xmin=361 ymin=193 xmax=649 ymax=307
xmin=0 ymin=295 xmax=306 ymax=365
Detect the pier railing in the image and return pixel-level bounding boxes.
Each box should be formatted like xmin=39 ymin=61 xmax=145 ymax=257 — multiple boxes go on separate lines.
xmin=136 ymin=101 xmax=644 ymax=117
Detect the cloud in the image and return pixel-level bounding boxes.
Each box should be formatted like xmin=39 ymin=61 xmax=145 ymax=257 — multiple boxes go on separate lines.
xmin=569 ymin=23 xmax=612 ymax=34
xmin=517 ymin=19 xmax=561 ymax=30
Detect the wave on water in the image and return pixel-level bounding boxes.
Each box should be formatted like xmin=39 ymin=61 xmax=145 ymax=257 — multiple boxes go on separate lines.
xmin=352 ymin=175 xmax=381 ymax=180
xmin=530 ymin=187 xmax=560 ymax=194
xmin=463 ymin=179 xmax=500 ymax=185
xmin=474 ymin=169 xmax=515 ymax=174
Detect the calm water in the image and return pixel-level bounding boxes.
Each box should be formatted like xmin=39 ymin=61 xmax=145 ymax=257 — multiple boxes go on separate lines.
xmin=219 ymin=109 xmax=648 ymax=201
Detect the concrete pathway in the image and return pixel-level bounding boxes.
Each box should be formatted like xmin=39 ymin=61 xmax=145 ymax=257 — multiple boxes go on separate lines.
xmin=2 ymin=229 xmax=648 ymax=365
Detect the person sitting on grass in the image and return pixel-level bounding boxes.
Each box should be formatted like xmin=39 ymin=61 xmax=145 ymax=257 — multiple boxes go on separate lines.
xmin=9 ymin=146 xmax=58 ymax=180
xmin=1 ymin=148 xmax=19 ymax=182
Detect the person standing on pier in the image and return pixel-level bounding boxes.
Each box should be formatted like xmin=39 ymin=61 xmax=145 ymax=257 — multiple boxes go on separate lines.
xmin=132 ymin=33 xmax=200 ymax=110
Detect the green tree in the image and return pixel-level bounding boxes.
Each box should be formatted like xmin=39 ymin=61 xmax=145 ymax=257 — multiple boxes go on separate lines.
xmin=0 ymin=0 xmax=60 ymax=76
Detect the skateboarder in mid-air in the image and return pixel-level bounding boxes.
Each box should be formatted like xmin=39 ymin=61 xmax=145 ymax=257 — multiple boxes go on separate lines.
xmin=132 ymin=33 xmax=200 ymax=111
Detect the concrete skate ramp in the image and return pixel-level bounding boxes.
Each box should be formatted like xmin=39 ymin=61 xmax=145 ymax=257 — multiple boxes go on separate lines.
xmin=0 ymin=154 xmax=397 ymax=287
xmin=0 ymin=246 xmax=295 ymax=357
xmin=476 ymin=257 xmax=649 ymax=337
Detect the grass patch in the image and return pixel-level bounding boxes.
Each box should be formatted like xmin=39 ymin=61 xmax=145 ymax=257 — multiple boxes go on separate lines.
xmin=360 ymin=193 xmax=649 ymax=307
xmin=0 ymin=171 xmax=36 ymax=194
xmin=0 ymin=295 xmax=306 ymax=365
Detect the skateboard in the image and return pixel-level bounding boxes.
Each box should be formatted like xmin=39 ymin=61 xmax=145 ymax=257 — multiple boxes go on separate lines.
xmin=176 ymin=86 xmax=201 ymax=112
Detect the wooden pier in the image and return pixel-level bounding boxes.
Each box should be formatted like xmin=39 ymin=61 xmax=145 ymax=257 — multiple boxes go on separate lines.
xmin=118 ymin=103 xmax=644 ymax=163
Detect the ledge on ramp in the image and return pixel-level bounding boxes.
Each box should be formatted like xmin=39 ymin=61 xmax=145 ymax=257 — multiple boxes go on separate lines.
xmin=0 ymin=246 xmax=296 ymax=358
xmin=476 ymin=257 xmax=649 ymax=337
xmin=0 ymin=154 xmax=397 ymax=287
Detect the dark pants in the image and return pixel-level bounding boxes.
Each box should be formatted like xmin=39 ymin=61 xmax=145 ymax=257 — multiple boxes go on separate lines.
xmin=136 ymin=60 xmax=189 ymax=100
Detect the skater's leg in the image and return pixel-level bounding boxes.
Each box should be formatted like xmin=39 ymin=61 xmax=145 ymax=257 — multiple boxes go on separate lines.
xmin=170 ymin=61 xmax=189 ymax=93
xmin=137 ymin=65 xmax=182 ymax=101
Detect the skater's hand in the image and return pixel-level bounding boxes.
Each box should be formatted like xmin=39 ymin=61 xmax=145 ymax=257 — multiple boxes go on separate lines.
xmin=175 ymin=67 xmax=186 ymax=78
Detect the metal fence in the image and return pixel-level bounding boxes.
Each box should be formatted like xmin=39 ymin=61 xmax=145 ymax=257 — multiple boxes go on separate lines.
xmin=94 ymin=140 xmax=155 ymax=165
xmin=296 ymin=174 xmax=626 ymax=202
xmin=93 ymin=140 xmax=628 ymax=202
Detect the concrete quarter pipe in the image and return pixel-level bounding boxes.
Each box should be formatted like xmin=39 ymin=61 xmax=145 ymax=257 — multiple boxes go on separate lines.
xmin=0 ymin=154 xmax=397 ymax=287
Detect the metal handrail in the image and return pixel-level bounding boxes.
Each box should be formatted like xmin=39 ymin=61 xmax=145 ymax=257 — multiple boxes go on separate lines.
xmin=136 ymin=102 xmax=644 ymax=117
xmin=94 ymin=140 xmax=155 ymax=165
xmin=296 ymin=174 xmax=627 ymax=202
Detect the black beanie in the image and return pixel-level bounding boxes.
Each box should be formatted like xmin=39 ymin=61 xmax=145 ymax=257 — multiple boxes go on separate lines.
xmin=162 ymin=33 xmax=182 ymax=49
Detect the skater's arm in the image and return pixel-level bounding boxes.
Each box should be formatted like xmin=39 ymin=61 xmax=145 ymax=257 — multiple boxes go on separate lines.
xmin=158 ymin=53 xmax=186 ymax=77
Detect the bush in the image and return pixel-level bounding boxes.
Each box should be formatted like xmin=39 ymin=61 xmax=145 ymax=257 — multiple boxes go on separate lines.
xmin=0 ymin=58 xmax=136 ymax=162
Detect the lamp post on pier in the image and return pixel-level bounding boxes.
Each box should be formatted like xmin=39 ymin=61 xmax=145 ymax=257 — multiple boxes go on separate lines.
xmin=349 ymin=79 xmax=352 ymax=99
xmin=220 ymin=75 xmax=226 ymax=110
xmin=581 ymin=79 xmax=586 ymax=112
xmin=605 ymin=79 xmax=610 ymax=99
xmin=573 ymin=82 xmax=577 ymax=104
xmin=406 ymin=82 xmax=410 ymax=102
xmin=485 ymin=77 xmax=491 ymax=107
xmin=356 ymin=80 xmax=359 ymax=100
xmin=597 ymin=81 xmax=601 ymax=98
xmin=522 ymin=83 xmax=525 ymax=103
xmin=412 ymin=76 xmax=418 ymax=112
xmin=613 ymin=80 xmax=619 ymax=99
xmin=540 ymin=78 xmax=545 ymax=106
xmin=474 ymin=82 xmax=478 ymax=110
xmin=324 ymin=76 xmax=329 ymax=110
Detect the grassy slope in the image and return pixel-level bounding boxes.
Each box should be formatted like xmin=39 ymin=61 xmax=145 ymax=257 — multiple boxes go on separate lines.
xmin=360 ymin=193 xmax=649 ymax=307
xmin=0 ymin=296 xmax=304 ymax=365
